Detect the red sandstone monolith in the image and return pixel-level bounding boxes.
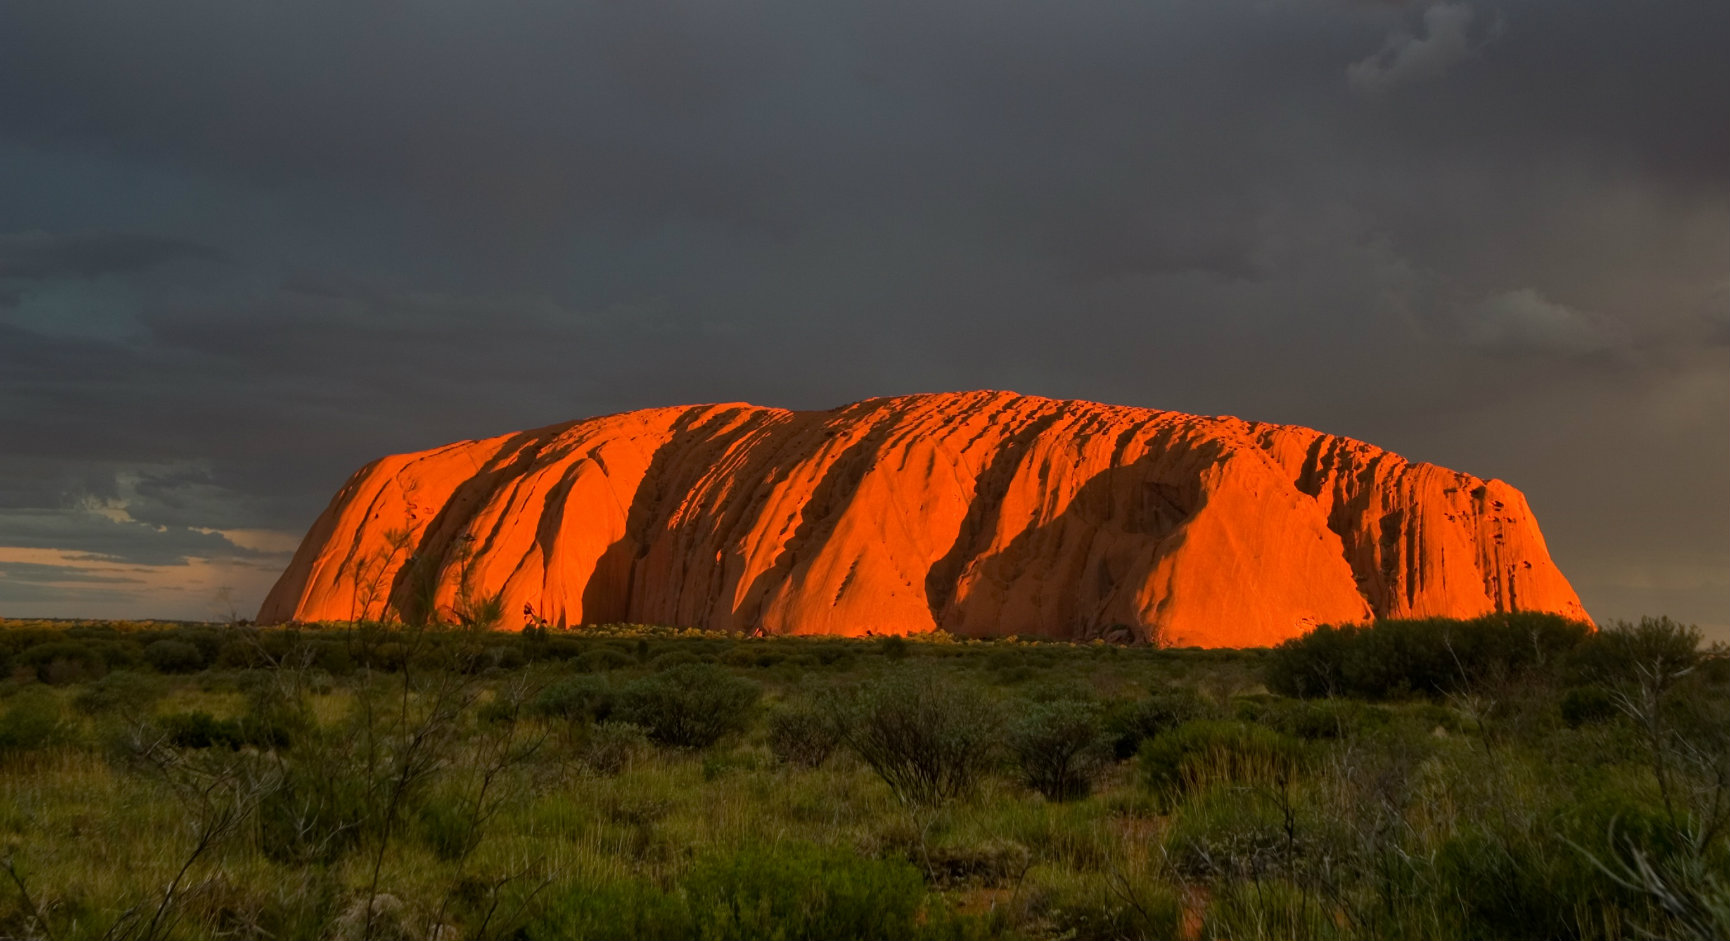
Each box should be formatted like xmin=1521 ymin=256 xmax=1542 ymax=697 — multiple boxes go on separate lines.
xmin=258 ymin=391 xmax=1588 ymax=646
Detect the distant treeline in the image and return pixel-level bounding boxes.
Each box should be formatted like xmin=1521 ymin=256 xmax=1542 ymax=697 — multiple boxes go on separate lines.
xmin=1266 ymin=612 xmax=1724 ymax=700
xmin=3 ymin=613 xmax=1719 ymax=704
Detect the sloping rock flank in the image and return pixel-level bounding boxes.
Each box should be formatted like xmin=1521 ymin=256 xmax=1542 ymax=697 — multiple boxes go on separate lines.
xmin=258 ymin=391 xmax=1588 ymax=647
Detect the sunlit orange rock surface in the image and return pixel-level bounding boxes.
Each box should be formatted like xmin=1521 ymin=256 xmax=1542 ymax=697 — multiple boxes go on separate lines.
xmin=258 ymin=391 xmax=1588 ymax=646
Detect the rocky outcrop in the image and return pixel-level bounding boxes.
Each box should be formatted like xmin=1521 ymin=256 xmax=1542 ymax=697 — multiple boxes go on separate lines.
xmin=258 ymin=391 xmax=1588 ymax=646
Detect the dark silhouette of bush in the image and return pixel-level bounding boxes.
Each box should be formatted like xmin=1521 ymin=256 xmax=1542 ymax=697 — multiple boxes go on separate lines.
xmin=766 ymin=699 xmax=843 ymax=768
xmin=17 ymin=640 xmax=111 ymax=684
xmin=144 ymin=638 xmax=206 ymax=673
xmin=160 ymin=711 xmax=247 ymax=749
xmin=614 ymin=663 xmax=760 ymax=748
xmin=1560 ymin=685 xmax=1619 ymax=728
xmin=879 ymin=634 xmax=910 ymax=660
xmin=312 ymin=640 xmax=355 ymax=676
xmin=1006 ymin=697 xmax=1109 ymax=801
xmin=158 ymin=709 xmax=292 ymax=750
xmin=1567 ymin=617 xmax=1703 ymax=688
xmin=1265 ymin=613 xmax=1593 ymax=700
xmin=1106 ymin=687 xmax=1213 ymax=759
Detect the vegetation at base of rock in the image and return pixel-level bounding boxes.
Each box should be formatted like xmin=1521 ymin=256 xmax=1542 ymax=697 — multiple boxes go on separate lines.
xmin=0 ymin=613 xmax=1722 ymax=941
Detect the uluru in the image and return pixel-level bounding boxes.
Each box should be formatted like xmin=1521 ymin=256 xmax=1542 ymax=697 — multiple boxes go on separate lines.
xmin=257 ymin=391 xmax=1588 ymax=647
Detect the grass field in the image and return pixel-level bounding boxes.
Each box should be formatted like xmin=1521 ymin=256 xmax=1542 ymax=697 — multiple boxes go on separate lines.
xmin=0 ymin=614 xmax=1725 ymax=940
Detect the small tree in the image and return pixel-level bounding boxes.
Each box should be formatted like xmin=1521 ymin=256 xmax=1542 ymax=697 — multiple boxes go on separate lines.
xmin=839 ymin=669 xmax=997 ymax=806
xmin=766 ymin=699 xmax=843 ymax=768
xmin=1006 ymin=698 xmax=1109 ymax=801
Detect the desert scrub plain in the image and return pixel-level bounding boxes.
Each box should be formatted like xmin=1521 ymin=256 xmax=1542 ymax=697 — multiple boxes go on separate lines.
xmin=0 ymin=614 xmax=1725 ymax=941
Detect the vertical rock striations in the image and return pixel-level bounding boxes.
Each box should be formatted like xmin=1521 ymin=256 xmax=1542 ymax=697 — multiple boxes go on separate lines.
xmin=258 ymin=391 xmax=1588 ymax=647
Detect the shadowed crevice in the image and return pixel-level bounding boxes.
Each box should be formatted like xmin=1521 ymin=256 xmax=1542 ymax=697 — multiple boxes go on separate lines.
xmin=386 ymin=427 xmax=558 ymax=622
xmin=580 ymin=405 xmax=765 ymax=623
xmin=939 ymin=455 xmax=1205 ymax=642
xmin=923 ymin=409 xmax=1064 ymax=624
xmin=737 ymin=402 xmax=900 ymax=632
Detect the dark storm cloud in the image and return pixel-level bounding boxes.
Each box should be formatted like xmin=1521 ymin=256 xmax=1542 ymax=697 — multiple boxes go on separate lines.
xmin=0 ymin=0 xmax=1724 ymax=630
xmin=1348 ymin=3 xmax=1484 ymax=96
xmin=0 ymin=501 xmax=276 ymax=568
xmin=0 ymin=231 xmax=220 ymax=282
xmin=0 ymin=562 xmax=141 ymax=586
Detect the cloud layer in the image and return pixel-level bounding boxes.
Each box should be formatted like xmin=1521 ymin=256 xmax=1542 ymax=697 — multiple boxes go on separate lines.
xmin=1 ymin=0 xmax=1725 ymax=634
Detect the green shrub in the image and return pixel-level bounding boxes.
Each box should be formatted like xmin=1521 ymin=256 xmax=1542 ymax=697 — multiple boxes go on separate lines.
xmin=365 ymin=641 xmax=408 ymax=671
xmin=72 ymin=670 xmax=167 ymax=715
xmin=811 ymin=644 xmax=854 ymax=667
xmin=1042 ymin=876 xmax=1183 ymax=941
xmin=1568 ymin=617 xmax=1703 ymax=687
xmin=580 ymin=647 xmax=636 ymax=672
xmin=683 ymin=843 xmax=930 ymax=941
xmin=484 ymin=643 xmax=527 ymax=671
xmin=17 ymin=641 xmax=109 ymax=685
xmin=156 ymin=710 xmax=289 ymax=750
xmin=1138 ymin=720 xmax=1305 ymax=803
xmin=615 ymin=663 xmax=760 ymax=748
xmin=1437 ymin=829 xmax=1574 ymax=940
xmin=1560 ymin=685 xmax=1619 ymax=728
xmin=649 ymin=650 xmax=701 ymax=671
xmin=529 ymin=876 xmax=692 ymax=941
xmin=1246 ymin=697 xmax=1390 ymax=740
xmin=721 ymin=646 xmax=760 ymax=668
xmin=915 ymin=839 xmax=1032 ymax=889
xmin=527 ymin=843 xmax=935 ymax=941
xmin=578 ymin=721 xmax=650 ymax=776
xmin=840 ymin=669 xmax=997 ymax=805
xmin=160 ymin=711 xmax=247 ymax=749
xmin=1266 ymin=613 xmax=1592 ymax=700
xmin=702 ymin=748 xmax=765 ymax=781
xmin=1105 ymin=688 xmax=1211 ymax=760
xmin=1006 ymin=698 xmax=1109 ymax=801
xmin=0 ymin=690 xmax=62 ymax=751
xmin=1201 ymin=879 xmax=1338 ymax=940
xmin=144 ymin=638 xmax=206 ymax=673
xmin=1432 ymin=790 xmax=1703 ymax=941
xmin=542 ymin=637 xmax=585 ymax=661
xmin=766 ymin=700 xmax=843 ymax=768
xmin=257 ymin=764 xmax=370 ymax=864
xmin=722 ymin=646 xmax=792 ymax=669
xmin=418 ymin=790 xmax=481 ymax=862
xmin=878 ymin=635 xmax=910 ymax=661
xmin=311 ymin=640 xmax=355 ymax=676
xmin=533 ymin=675 xmax=615 ymax=723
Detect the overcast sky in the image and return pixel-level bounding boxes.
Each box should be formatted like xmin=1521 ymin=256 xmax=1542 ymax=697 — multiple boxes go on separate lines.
xmin=1 ymin=0 xmax=1725 ymax=636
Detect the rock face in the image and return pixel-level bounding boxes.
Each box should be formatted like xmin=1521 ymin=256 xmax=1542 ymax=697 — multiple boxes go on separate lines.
xmin=258 ymin=391 xmax=1588 ymax=647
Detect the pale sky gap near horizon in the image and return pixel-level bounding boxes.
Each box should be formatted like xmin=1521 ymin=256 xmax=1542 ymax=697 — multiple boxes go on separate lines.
xmin=1 ymin=1 xmax=1726 ymax=638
